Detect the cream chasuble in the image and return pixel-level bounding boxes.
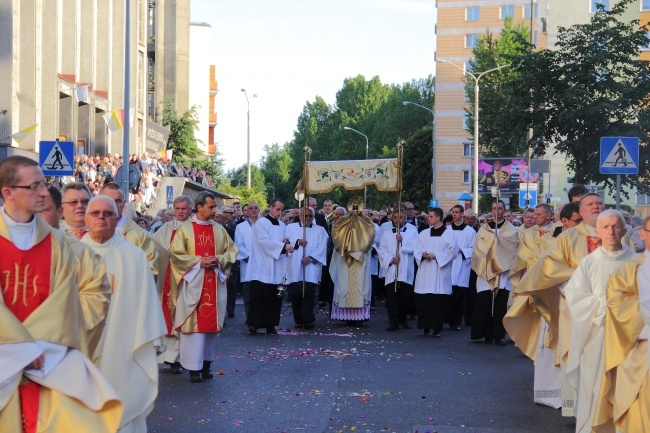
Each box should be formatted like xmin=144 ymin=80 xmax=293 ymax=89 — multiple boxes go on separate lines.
xmin=0 ymin=211 xmax=122 ymax=433
xmin=592 ymin=254 xmax=650 ymax=433
xmin=82 ymin=233 xmax=166 ymax=432
xmin=564 ymin=246 xmax=636 ymax=433
xmin=471 ymin=220 xmax=519 ymax=292
xmin=117 ymin=214 xmax=160 ymax=276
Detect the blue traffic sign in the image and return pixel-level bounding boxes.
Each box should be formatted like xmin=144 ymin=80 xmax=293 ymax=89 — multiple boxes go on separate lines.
xmin=600 ymin=137 xmax=639 ymax=175
xmin=519 ymin=190 xmax=537 ymax=208
xmin=39 ymin=141 xmax=74 ymax=176
xmin=429 ymin=199 xmax=439 ymax=208
xmin=166 ymin=186 xmax=174 ymax=205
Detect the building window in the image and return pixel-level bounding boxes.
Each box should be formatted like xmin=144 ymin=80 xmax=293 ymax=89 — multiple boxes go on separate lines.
xmin=643 ymin=0 xmax=650 ymax=11
xmin=590 ymin=0 xmax=610 ymax=12
xmin=463 ymin=170 xmax=471 ymax=184
xmin=463 ymin=113 xmax=470 ymax=130
xmin=523 ymin=4 xmax=531 ymax=18
xmin=466 ymin=7 xmax=480 ymax=21
xmin=465 ymin=34 xmax=479 ymax=48
xmin=643 ymin=31 xmax=650 ymax=50
xmin=500 ymin=5 xmax=514 ymax=19
xmin=463 ymin=143 xmax=474 ymax=157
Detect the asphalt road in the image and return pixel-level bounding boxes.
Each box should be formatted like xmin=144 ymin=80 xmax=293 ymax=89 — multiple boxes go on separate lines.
xmin=149 ymin=300 xmax=575 ymax=433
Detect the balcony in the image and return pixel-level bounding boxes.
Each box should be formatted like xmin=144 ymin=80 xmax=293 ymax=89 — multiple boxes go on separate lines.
xmin=209 ymin=111 xmax=217 ymax=126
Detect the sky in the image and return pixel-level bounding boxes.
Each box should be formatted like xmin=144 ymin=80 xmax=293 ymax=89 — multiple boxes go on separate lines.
xmin=190 ymin=0 xmax=437 ymax=171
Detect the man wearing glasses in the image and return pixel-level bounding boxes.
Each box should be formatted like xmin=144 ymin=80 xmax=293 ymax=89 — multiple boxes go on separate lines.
xmin=82 ymin=194 xmax=166 ymax=431
xmin=59 ymin=182 xmax=93 ymax=239
xmin=0 ymin=156 xmax=122 ymax=433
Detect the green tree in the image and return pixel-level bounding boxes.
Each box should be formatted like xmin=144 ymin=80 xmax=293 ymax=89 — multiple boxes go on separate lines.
xmin=161 ymin=99 xmax=203 ymax=164
xmin=259 ymin=143 xmax=293 ymax=203
xmin=465 ymin=17 xmax=532 ymax=158
xmin=519 ymin=0 xmax=650 ymax=191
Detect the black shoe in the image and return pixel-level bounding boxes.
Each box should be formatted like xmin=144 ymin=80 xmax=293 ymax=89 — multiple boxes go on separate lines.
xmin=386 ymin=325 xmax=399 ymax=331
xmin=423 ymin=328 xmax=431 ymax=336
xmin=201 ymin=361 xmax=214 ymax=379
xmin=451 ymin=326 xmax=461 ymax=331
xmin=432 ymin=332 xmax=441 ymax=338
xmin=485 ymin=336 xmax=494 ymax=343
xmin=318 ymin=301 xmax=326 ymax=308
xmin=248 ymin=326 xmax=258 ymax=335
xmin=227 ymin=312 xmax=235 ymax=318
xmin=295 ymin=323 xmax=305 ymax=329
xmin=401 ymin=323 xmax=412 ymax=330
xmin=304 ymin=323 xmax=315 ymax=330
xmin=171 ymin=362 xmax=183 ymax=374
xmin=266 ymin=327 xmax=278 ymax=335
xmin=189 ymin=371 xmax=202 ymax=383
xmin=494 ymin=338 xmax=506 ymax=346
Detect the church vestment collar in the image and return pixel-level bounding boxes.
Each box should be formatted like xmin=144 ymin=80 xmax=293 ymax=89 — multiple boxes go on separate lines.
xmin=487 ymin=219 xmax=506 ymax=229
xmin=451 ymin=222 xmax=467 ymax=231
xmin=392 ymin=224 xmax=407 ymax=233
xmin=265 ymin=214 xmax=280 ymax=225
xmin=298 ymin=222 xmax=313 ymax=228
xmin=81 ymin=232 xmax=122 ymax=249
xmin=430 ymin=224 xmax=446 ymax=237
xmin=191 ymin=216 xmax=212 ymax=226
xmin=1 ymin=207 xmax=37 ymax=249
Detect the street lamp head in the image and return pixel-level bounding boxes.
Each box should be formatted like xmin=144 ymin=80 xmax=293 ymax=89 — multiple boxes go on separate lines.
xmin=343 ymin=126 xmax=351 ymax=130
xmin=241 ymin=88 xmax=245 ymax=92
xmin=402 ymin=101 xmax=411 ymax=106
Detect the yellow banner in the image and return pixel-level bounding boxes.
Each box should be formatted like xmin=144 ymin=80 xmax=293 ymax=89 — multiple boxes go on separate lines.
xmin=306 ymin=158 xmax=400 ymax=194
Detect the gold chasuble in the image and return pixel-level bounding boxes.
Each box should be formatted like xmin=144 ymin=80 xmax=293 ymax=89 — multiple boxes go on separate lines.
xmin=470 ymin=221 xmax=519 ymax=289
xmin=593 ymin=257 xmax=650 ymax=433
xmin=0 ymin=215 xmax=121 ymax=433
xmin=169 ymin=220 xmax=238 ymax=334
xmin=152 ymin=221 xmax=181 ymax=336
xmin=122 ymin=217 xmax=160 ymax=276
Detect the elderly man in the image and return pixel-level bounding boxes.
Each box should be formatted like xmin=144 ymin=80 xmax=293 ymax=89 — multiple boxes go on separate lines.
xmin=521 ymin=208 xmax=535 ymax=232
xmin=169 ymin=192 xmax=238 ymax=381
xmin=82 ymin=195 xmax=166 ymax=432
xmin=99 ymin=182 xmax=159 ymax=276
xmin=59 ymin=182 xmax=93 ymax=238
xmin=470 ymin=200 xmax=519 ymax=346
xmin=592 ymin=215 xmax=650 ymax=432
xmin=151 ymin=195 xmax=193 ymax=374
xmin=247 ymin=199 xmax=293 ymax=335
xmin=0 ymin=157 xmax=121 ymax=433
xmin=235 ymin=201 xmax=261 ymax=322
xmin=285 ymin=207 xmax=328 ymax=329
xmin=563 ymin=210 xmax=635 ymax=433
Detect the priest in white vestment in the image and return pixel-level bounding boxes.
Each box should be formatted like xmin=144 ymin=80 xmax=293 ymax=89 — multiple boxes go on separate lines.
xmin=82 ymin=195 xmax=166 ymax=433
xmin=413 ymin=208 xmax=457 ymax=337
xmin=564 ymin=209 xmax=635 ymax=433
xmin=379 ymin=208 xmax=418 ymax=331
xmin=151 ymin=195 xmax=192 ymax=374
xmin=285 ymin=207 xmax=328 ymax=329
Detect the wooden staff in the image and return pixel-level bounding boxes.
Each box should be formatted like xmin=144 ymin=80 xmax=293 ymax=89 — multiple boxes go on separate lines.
xmin=394 ymin=139 xmax=405 ymax=293
xmin=302 ymin=145 xmax=311 ymax=298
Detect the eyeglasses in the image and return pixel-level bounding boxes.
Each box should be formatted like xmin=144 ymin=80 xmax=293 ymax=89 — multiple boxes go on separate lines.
xmin=63 ymin=199 xmax=91 ymax=206
xmin=87 ymin=210 xmax=116 ymax=218
xmin=223 ymin=211 xmax=234 ymax=214
xmin=9 ymin=181 xmax=47 ymax=192
xmin=405 ymin=207 xmax=414 ymax=210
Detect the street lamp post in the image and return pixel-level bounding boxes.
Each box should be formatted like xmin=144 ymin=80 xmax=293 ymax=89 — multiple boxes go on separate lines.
xmin=241 ymin=89 xmax=257 ymax=189
xmin=437 ymin=60 xmax=511 ymax=213
xmin=343 ymin=126 xmax=369 ymax=204
xmin=402 ymin=101 xmax=435 ymax=202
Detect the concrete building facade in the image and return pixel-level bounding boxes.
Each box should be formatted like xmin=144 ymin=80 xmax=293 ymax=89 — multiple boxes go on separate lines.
xmin=0 ymin=0 xmax=191 ymax=162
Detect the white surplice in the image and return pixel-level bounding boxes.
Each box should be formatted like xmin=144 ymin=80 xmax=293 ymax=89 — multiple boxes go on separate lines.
xmin=564 ymin=246 xmax=636 ymax=433
xmin=449 ymin=223 xmax=475 ymax=288
xmin=378 ymin=224 xmax=418 ymax=285
xmin=235 ymin=219 xmax=254 ymax=283
xmin=413 ymin=226 xmax=457 ymax=295
xmin=246 ymin=215 xmax=288 ymax=285
xmin=82 ymin=233 xmax=166 ymax=432
xmin=285 ymin=222 xmax=328 ymax=285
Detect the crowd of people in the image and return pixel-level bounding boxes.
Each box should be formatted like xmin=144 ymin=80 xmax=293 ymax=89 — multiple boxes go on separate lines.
xmin=2 ymin=154 xmax=649 ymax=433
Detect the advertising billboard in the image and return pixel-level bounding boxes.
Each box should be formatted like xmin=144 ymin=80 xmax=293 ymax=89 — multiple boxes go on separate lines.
xmin=477 ymin=158 xmax=537 ymax=194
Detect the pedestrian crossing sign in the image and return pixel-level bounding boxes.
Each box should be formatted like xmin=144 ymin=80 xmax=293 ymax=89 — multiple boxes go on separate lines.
xmin=600 ymin=137 xmax=639 ymax=175
xmin=39 ymin=141 xmax=74 ymax=176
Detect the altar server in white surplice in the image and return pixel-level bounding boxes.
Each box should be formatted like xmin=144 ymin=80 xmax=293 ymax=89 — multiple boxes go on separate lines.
xmin=285 ymin=207 xmax=328 ymax=329
xmin=564 ymin=209 xmax=635 ymax=433
xmin=379 ymin=207 xmax=418 ymax=331
xmin=447 ymin=205 xmax=476 ymax=331
xmin=82 ymin=195 xmax=166 ymax=433
xmin=414 ymin=208 xmax=457 ymax=338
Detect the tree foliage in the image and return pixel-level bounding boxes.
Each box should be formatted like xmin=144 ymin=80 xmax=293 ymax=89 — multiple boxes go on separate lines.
xmin=465 ymin=17 xmax=532 ymax=158
xmin=161 ymin=99 xmax=203 ymax=163
xmin=521 ymin=0 xmax=650 ymax=191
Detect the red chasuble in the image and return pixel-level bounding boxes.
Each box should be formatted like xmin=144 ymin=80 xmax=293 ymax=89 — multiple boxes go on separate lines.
xmin=191 ymin=223 xmax=219 ymax=333
xmin=0 ymin=234 xmax=53 ymax=433
xmin=161 ymin=230 xmax=178 ymax=335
